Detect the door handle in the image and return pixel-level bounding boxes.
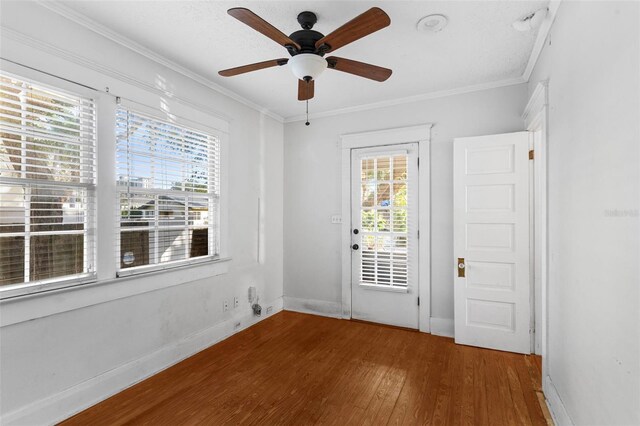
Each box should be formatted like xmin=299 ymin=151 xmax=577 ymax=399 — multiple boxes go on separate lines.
xmin=352 ymin=244 xmax=359 ymax=250
xmin=457 ymin=257 xmax=465 ymax=278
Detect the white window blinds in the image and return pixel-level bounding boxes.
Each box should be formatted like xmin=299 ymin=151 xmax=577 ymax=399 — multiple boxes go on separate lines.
xmin=0 ymin=72 xmax=97 ymax=290
xmin=115 ymin=106 xmax=220 ymax=275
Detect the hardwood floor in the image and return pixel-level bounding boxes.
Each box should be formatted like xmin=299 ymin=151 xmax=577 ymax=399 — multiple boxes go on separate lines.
xmin=61 ymin=311 xmax=551 ymax=425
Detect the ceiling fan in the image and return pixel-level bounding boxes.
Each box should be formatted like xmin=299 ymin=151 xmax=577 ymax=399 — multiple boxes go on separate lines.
xmin=218 ymin=7 xmax=392 ymax=110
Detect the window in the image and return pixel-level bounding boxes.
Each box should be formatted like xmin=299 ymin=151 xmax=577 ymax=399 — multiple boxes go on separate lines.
xmin=116 ymin=106 xmax=220 ymax=275
xmin=0 ymin=72 xmax=97 ymax=290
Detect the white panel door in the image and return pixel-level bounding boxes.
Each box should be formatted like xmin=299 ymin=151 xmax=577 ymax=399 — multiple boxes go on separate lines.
xmin=351 ymin=144 xmax=419 ymax=329
xmin=453 ymin=132 xmax=531 ymax=354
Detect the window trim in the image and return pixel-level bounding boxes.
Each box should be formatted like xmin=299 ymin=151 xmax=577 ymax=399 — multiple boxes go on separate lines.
xmin=0 ymin=70 xmax=98 ymax=298
xmin=0 ymin=60 xmax=230 ymax=302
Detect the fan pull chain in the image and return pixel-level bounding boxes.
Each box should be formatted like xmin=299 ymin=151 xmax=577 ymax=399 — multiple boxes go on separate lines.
xmin=304 ymin=77 xmax=311 ymax=126
xmin=305 ymin=99 xmax=310 ymax=126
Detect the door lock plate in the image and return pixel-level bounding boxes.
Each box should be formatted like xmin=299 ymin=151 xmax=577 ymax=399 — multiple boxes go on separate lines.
xmin=457 ymin=257 xmax=465 ymax=278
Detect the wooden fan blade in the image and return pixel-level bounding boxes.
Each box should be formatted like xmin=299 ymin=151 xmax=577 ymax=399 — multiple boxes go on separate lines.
xmin=315 ymin=8 xmax=390 ymax=54
xmin=228 ymin=8 xmax=301 ymax=51
xmin=298 ymin=79 xmax=315 ymax=101
xmin=219 ymin=58 xmax=288 ymax=77
xmin=326 ymin=56 xmax=392 ymax=82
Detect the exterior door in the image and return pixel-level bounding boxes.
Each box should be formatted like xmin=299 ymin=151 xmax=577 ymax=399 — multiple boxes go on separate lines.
xmin=453 ymin=132 xmax=531 ymax=354
xmin=351 ymin=144 xmax=419 ymax=329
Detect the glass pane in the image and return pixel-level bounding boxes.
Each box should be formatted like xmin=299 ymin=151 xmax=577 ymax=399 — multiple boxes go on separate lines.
xmin=0 ymin=187 xmax=25 ymax=234
xmin=361 ymin=183 xmax=374 ymax=207
xmin=190 ymin=228 xmax=208 ymax=258
xmin=393 ymin=156 xmax=407 ymax=181
xmin=0 ymin=236 xmax=24 ymax=285
xmin=157 ymin=229 xmax=188 ymax=263
xmin=30 ymin=187 xmax=85 ymax=232
xmin=120 ymin=193 xmax=154 ymax=228
xmin=361 ymin=158 xmax=374 ymax=180
xmin=120 ymin=230 xmax=150 ymax=269
xmin=376 ymin=210 xmax=390 ymax=232
xmin=393 ymin=183 xmax=407 ymax=207
xmin=30 ymin=234 xmax=83 ymax=281
xmin=376 ymin=157 xmax=390 ymax=180
xmin=392 ymin=209 xmax=407 ymax=232
xmin=377 ymin=183 xmax=390 ymax=207
xmin=361 ymin=209 xmax=375 ymax=232
xmin=158 ymin=196 xmax=185 ymax=226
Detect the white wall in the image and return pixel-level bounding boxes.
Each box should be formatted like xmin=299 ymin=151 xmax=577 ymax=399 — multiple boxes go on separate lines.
xmin=283 ymin=83 xmax=528 ymax=326
xmin=0 ymin=2 xmax=283 ymax=424
xmin=528 ymin=2 xmax=640 ymax=424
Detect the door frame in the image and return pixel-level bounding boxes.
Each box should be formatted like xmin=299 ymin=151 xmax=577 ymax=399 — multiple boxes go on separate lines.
xmin=340 ymin=124 xmax=433 ymax=332
xmin=523 ymin=82 xmax=548 ymax=366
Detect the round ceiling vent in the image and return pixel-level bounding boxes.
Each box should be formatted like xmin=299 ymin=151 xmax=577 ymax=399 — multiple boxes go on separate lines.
xmin=417 ymin=14 xmax=448 ymax=33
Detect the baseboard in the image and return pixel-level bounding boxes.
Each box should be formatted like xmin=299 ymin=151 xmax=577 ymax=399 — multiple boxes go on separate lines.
xmin=543 ymin=375 xmax=574 ymax=425
xmin=430 ymin=317 xmax=454 ymax=338
xmin=2 ymin=297 xmax=284 ymax=426
xmin=283 ymin=296 xmax=343 ymax=319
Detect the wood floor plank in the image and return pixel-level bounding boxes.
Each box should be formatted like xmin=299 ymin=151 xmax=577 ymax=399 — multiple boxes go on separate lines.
xmin=60 ymin=312 xmax=549 ymax=426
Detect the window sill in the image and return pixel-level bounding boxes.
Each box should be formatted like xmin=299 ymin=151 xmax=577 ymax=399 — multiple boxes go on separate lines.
xmin=0 ymin=257 xmax=231 ymax=327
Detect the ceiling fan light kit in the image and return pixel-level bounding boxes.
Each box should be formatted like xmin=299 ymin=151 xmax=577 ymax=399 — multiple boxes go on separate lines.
xmin=218 ymin=7 xmax=393 ymax=125
xmin=289 ymin=53 xmax=327 ymax=81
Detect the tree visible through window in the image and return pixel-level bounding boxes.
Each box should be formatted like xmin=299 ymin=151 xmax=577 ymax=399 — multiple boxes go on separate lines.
xmin=0 ymin=73 xmax=96 ymax=288
xmin=116 ymin=106 xmax=219 ymax=273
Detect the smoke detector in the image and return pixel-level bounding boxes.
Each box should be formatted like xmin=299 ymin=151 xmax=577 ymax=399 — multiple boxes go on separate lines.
xmin=417 ymin=14 xmax=448 ymax=33
xmin=512 ymin=8 xmax=548 ymax=31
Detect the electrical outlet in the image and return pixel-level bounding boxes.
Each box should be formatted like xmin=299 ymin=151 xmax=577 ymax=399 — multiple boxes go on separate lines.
xmin=331 ymin=215 xmax=342 ymax=224
xmin=223 ymin=300 xmax=229 ymax=312
xmin=266 ymin=306 xmax=273 ymax=315
xmin=234 ymin=297 xmax=239 ymax=309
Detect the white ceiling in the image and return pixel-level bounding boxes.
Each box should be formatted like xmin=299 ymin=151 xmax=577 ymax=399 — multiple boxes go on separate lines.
xmin=56 ymin=0 xmax=548 ymax=119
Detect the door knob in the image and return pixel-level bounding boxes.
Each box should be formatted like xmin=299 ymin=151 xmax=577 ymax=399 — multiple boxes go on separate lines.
xmin=352 ymin=244 xmax=359 ymax=250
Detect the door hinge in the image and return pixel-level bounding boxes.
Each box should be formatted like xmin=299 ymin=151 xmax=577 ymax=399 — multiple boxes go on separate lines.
xmin=417 ymin=229 xmax=420 ymax=239
xmin=417 ymin=157 xmax=420 ymax=168
xmin=529 ymin=149 xmax=534 ymax=160
xmin=417 ymin=297 xmax=420 ymax=306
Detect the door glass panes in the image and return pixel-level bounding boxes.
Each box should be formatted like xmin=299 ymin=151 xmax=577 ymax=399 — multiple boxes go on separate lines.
xmin=359 ymin=154 xmax=410 ymax=287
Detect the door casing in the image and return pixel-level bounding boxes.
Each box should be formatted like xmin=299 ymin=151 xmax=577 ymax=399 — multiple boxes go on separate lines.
xmin=340 ymin=125 xmax=432 ymax=332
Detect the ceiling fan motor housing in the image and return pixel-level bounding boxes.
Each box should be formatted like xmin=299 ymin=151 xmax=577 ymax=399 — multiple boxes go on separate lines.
xmin=289 ymin=11 xmax=326 ymax=56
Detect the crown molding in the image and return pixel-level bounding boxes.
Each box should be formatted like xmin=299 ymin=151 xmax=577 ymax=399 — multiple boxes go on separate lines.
xmin=32 ymin=0 xmax=563 ymax=125
xmin=522 ymin=0 xmax=563 ymax=81
xmin=1 ymin=27 xmax=236 ymax=127
xmin=35 ymin=0 xmax=285 ymax=123
xmin=284 ymin=76 xmax=527 ymax=123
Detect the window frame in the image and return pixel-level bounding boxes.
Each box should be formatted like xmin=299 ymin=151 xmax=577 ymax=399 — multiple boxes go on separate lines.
xmin=0 ymin=71 xmax=98 ymax=298
xmin=0 ymin=60 xmax=230 ymax=302
xmin=114 ymin=99 xmax=222 ymax=278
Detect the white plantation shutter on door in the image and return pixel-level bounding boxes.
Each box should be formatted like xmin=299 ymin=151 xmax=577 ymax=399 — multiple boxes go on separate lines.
xmin=357 ymin=149 xmax=416 ymax=289
xmin=0 ymin=72 xmax=97 ymax=291
xmin=116 ymin=105 xmax=220 ymax=275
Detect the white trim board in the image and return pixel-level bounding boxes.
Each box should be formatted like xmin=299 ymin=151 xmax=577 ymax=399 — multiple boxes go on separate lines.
xmin=0 ymin=297 xmax=284 ymax=426
xmin=285 ymin=77 xmax=526 ymax=123
xmin=283 ymin=296 xmax=343 ymax=319
xmin=544 ymin=375 xmax=575 ymax=425
xmin=522 ymin=1 xmax=563 ymax=81
xmin=429 ymin=317 xmax=454 ymax=338
xmin=340 ymin=124 xmax=432 ymax=332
